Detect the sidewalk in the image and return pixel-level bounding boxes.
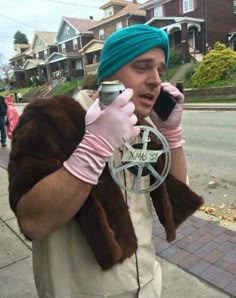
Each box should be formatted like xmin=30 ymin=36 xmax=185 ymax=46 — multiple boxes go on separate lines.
xmin=0 ymin=143 xmax=235 ymax=297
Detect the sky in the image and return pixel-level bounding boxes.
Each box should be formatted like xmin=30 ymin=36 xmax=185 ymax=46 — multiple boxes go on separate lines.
xmin=0 ymin=0 xmax=146 ymax=65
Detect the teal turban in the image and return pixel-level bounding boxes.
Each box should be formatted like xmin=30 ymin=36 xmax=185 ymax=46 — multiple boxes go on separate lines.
xmin=97 ymin=24 xmax=169 ymax=82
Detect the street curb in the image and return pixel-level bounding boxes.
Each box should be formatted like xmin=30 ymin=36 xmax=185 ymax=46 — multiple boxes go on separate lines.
xmin=184 ymin=104 xmax=236 ymax=111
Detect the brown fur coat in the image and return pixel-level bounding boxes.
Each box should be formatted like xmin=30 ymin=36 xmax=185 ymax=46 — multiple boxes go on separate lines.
xmin=8 ymin=95 xmax=204 ymax=270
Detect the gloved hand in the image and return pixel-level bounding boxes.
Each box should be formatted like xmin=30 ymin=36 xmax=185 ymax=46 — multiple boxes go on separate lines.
xmin=151 ymin=83 xmax=185 ymax=149
xmin=64 ymin=89 xmax=140 ymax=184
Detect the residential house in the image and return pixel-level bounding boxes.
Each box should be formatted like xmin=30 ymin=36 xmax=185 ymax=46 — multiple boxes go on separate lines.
xmin=140 ymin=0 xmax=236 ymax=62
xmin=45 ymin=17 xmax=95 ymax=82
xmin=23 ymin=31 xmax=57 ymax=84
xmin=80 ymin=0 xmax=146 ymax=75
xmin=8 ymin=44 xmax=32 ymax=88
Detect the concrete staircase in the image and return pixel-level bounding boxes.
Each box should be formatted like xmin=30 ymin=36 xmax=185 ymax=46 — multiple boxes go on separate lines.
xmin=22 ymin=77 xmax=67 ymax=102
xmin=192 ymin=53 xmax=203 ymax=62
xmin=170 ymin=62 xmax=194 ymax=85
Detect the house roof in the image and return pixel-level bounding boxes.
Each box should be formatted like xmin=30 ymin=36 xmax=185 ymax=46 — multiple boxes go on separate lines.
xmin=22 ymin=59 xmax=45 ymax=70
xmin=146 ymin=16 xmax=204 ymax=33
xmin=45 ymin=51 xmax=82 ymax=64
xmin=32 ymin=31 xmax=56 ymax=48
xmin=99 ymin=0 xmax=127 ymax=9
xmin=9 ymin=48 xmax=33 ymax=61
xmin=55 ymin=17 xmax=95 ymax=43
xmin=89 ymin=0 xmax=146 ymax=29
xmin=63 ymin=17 xmax=96 ymax=33
xmin=140 ymin=0 xmax=172 ymax=9
xmin=79 ymin=39 xmax=105 ymax=54
xmin=14 ymin=43 xmax=30 ymax=51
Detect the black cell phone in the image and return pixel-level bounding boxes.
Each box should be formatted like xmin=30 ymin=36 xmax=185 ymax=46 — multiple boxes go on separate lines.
xmin=153 ymin=89 xmax=176 ymax=121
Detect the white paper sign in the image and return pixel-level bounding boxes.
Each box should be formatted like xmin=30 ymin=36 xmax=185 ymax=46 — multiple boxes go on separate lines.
xmin=122 ymin=149 xmax=163 ymax=163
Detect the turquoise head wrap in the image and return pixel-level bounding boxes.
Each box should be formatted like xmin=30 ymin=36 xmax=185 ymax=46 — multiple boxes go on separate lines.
xmin=97 ymin=24 xmax=169 ymax=82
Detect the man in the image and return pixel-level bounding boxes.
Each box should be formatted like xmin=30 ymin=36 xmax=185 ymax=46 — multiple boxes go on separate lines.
xmin=0 ymin=95 xmax=7 ymax=147
xmin=8 ymin=25 xmax=203 ymax=297
xmin=17 ymin=92 xmax=23 ymax=103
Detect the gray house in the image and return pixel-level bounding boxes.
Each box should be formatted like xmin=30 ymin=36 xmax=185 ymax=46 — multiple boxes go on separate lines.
xmin=45 ymin=17 xmax=95 ymax=81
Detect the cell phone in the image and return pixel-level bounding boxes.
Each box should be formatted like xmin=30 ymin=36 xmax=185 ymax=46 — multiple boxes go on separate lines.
xmin=153 ymin=89 xmax=176 ymax=121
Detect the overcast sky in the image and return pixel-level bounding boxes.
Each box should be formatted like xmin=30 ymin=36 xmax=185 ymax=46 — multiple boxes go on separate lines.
xmin=0 ymin=0 xmax=146 ymax=64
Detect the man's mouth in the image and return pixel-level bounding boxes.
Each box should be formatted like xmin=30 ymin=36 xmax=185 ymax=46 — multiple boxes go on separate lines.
xmin=139 ymin=93 xmax=155 ymax=102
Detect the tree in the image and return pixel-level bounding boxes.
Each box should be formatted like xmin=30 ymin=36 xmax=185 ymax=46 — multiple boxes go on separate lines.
xmin=14 ymin=30 xmax=29 ymax=44
xmin=0 ymin=54 xmax=13 ymax=89
xmin=192 ymin=42 xmax=236 ymax=87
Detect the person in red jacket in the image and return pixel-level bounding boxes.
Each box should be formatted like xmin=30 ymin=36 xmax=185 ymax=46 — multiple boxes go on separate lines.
xmin=5 ymin=94 xmax=19 ymax=139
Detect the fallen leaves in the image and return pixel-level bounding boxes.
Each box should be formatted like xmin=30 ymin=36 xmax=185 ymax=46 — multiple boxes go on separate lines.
xmin=199 ymin=202 xmax=236 ymax=223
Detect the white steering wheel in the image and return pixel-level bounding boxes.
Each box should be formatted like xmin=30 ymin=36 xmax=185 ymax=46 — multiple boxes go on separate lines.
xmin=108 ymin=125 xmax=171 ymax=194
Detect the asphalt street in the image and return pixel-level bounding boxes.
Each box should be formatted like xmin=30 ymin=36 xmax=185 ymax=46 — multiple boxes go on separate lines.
xmin=182 ymin=110 xmax=236 ymax=222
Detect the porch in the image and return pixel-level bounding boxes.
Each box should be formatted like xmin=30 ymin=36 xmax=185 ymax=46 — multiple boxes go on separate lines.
xmin=146 ymin=17 xmax=205 ymax=62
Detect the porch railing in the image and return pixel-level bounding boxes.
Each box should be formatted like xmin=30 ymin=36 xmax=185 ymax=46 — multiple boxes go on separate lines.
xmin=85 ymin=64 xmax=98 ymax=75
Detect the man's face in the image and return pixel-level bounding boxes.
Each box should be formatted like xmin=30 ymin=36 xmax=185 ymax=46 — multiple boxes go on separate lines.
xmin=108 ymin=48 xmax=166 ymax=118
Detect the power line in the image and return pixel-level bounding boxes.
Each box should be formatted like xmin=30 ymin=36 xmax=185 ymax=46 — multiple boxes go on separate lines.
xmin=0 ymin=38 xmax=13 ymax=42
xmin=47 ymin=0 xmax=100 ymax=9
xmin=0 ymin=14 xmax=44 ymax=30
xmin=0 ymin=0 xmax=103 ymax=31
xmin=0 ymin=35 xmax=13 ymax=41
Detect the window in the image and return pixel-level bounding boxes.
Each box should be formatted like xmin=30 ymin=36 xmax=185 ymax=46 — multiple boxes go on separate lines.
xmin=64 ymin=64 xmax=69 ymax=73
xmin=154 ymin=5 xmax=163 ymax=17
xmin=36 ymin=39 xmax=41 ymax=46
xmin=75 ymin=60 xmax=82 ymax=70
xmin=73 ymin=39 xmax=78 ymax=50
xmin=99 ymin=29 xmax=105 ymax=40
xmin=234 ymin=0 xmax=236 ymax=13
xmin=44 ymin=50 xmax=48 ymax=59
xmin=116 ymin=22 xmax=122 ymax=30
xmin=71 ymin=60 xmax=83 ymax=70
xmin=61 ymin=43 xmax=66 ymax=53
xmin=64 ymin=25 xmax=70 ymax=36
xmin=104 ymin=7 xmax=113 ymax=17
xmin=183 ymin=0 xmax=194 ymax=13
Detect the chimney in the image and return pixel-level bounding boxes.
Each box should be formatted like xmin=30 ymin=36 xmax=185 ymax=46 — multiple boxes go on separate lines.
xmin=133 ymin=0 xmax=137 ymax=3
xmin=89 ymin=16 xmax=94 ymax=20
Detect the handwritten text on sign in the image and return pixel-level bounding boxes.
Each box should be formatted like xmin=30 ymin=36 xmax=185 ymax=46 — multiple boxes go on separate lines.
xmin=122 ymin=149 xmax=163 ymax=163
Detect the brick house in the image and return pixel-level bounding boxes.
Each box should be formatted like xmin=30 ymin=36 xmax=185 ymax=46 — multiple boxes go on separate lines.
xmin=45 ymin=17 xmax=95 ymax=82
xmin=140 ymin=0 xmax=236 ymax=62
xmin=80 ymin=0 xmax=146 ymax=75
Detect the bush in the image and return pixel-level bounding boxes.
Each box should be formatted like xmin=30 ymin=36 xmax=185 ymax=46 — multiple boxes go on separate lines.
xmin=192 ymin=42 xmax=236 ymax=87
xmin=81 ymin=74 xmax=99 ymax=90
xmin=184 ymin=64 xmax=195 ymax=81
xmin=225 ymin=66 xmax=236 ymax=80
xmin=168 ymin=49 xmax=184 ymax=67
xmin=52 ymin=80 xmax=79 ymax=96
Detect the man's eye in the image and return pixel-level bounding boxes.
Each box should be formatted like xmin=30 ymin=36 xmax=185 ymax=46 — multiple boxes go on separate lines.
xmin=136 ymin=65 xmax=147 ymax=71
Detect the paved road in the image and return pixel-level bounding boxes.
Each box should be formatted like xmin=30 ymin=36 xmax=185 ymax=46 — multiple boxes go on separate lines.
xmin=182 ymin=110 xmax=236 ymax=219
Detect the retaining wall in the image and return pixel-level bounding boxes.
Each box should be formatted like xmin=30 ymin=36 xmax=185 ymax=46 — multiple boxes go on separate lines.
xmin=184 ymin=86 xmax=236 ymax=101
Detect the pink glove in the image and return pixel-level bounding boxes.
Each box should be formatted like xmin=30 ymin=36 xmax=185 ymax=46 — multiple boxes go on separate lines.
xmin=64 ymin=89 xmax=140 ymax=184
xmin=151 ymin=83 xmax=185 ymax=149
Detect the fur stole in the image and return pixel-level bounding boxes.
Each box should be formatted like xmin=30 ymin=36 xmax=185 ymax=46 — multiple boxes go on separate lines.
xmin=8 ymin=95 xmax=204 ymax=270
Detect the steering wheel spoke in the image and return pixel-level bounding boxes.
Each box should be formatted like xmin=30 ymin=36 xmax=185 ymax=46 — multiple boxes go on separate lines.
xmin=108 ymin=125 xmax=171 ymax=194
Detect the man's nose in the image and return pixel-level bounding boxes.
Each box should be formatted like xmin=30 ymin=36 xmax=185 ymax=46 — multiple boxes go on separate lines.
xmin=147 ymin=70 xmax=161 ymax=88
